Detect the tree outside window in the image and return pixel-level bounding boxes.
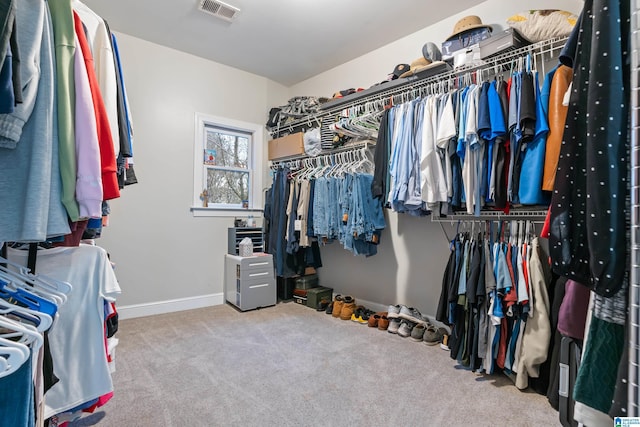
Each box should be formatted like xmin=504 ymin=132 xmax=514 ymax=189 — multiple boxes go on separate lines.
xmin=203 ymin=126 xmax=251 ymax=207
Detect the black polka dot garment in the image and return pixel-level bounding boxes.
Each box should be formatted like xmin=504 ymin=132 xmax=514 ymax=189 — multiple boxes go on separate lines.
xmin=548 ymin=0 xmax=630 ymax=298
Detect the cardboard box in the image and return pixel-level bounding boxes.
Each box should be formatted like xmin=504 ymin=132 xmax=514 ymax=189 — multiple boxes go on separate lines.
xmin=268 ymin=132 xmax=305 ymax=160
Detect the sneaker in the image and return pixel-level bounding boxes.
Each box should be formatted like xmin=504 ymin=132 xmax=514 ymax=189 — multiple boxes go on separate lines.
xmin=410 ymin=323 xmax=427 ymax=342
xmin=339 ymin=296 xmax=356 ymax=321
xmin=358 ymin=309 xmax=374 ymax=325
xmin=350 ymin=306 xmax=366 ymax=323
xmin=331 ymin=295 xmax=344 ymax=318
xmin=387 ymin=304 xmax=401 ymax=319
xmin=440 ymin=332 xmax=450 ymax=350
xmin=377 ymin=315 xmax=390 ymax=331
xmin=423 ymin=324 xmax=442 ymax=346
xmin=387 ymin=318 xmax=401 ymax=334
xmin=398 ymin=306 xmax=427 ymax=325
xmin=397 ymin=320 xmax=416 ymax=338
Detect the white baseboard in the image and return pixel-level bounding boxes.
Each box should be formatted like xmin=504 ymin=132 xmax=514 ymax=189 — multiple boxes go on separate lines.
xmin=118 ymin=293 xmax=224 ymax=320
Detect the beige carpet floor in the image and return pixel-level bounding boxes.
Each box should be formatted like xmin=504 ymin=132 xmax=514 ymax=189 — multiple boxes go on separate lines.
xmin=69 ymin=302 xmax=561 ymax=426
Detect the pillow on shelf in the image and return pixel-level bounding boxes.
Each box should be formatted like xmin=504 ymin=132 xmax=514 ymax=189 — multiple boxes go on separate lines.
xmin=507 ymin=10 xmax=578 ymax=43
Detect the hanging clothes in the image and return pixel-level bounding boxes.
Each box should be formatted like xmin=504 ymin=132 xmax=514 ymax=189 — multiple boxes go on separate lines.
xmin=436 ymin=221 xmax=552 ymax=389
xmin=515 ymin=237 xmax=552 ymax=389
xmin=49 ymin=0 xmax=80 ymax=222
xmin=266 ymin=168 xmax=290 ymax=277
xmin=6 ymin=244 xmax=121 ymax=421
xmin=73 ymin=29 xmax=103 ymax=220
xmin=0 ymin=0 xmax=135 ymax=245
xmin=0 ymin=0 xmax=71 ymax=243
xmin=371 ymin=109 xmax=390 ymax=201
xmin=73 ymin=10 xmax=120 ymax=202
xmin=73 ymin=0 xmax=121 ymax=162
xmin=268 ymin=147 xmax=385 ymax=269
xmin=548 ymin=0 xmax=629 ymax=297
xmin=518 ymin=72 xmax=549 ymax=205
xmin=541 ymin=65 xmax=572 ymax=191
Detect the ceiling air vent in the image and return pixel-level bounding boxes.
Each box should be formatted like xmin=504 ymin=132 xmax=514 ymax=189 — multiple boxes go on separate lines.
xmin=198 ymin=0 xmax=240 ymax=22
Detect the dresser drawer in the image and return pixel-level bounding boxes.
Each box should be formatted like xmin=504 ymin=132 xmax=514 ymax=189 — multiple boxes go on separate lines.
xmin=239 ymin=257 xmax=273 ymax=271
xmin=238 ymin=267 xmax=273 ymax=281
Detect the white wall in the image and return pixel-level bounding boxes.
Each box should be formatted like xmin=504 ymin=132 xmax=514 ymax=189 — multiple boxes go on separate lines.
xmin=290 ymin=0 xmax=584 ymax=319
xmin=292 ymin=0 xmax=583 ymax=97
xmin=98 ymin=33 xmax=289 ymax=316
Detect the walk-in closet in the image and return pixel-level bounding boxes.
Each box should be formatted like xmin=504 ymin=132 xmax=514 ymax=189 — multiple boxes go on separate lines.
xmin=1 ymin=0 xmax=637 ymax=425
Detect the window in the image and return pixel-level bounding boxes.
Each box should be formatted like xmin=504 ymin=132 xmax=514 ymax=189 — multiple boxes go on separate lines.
xmin=193 ymin=113 xmax=264 ymax=216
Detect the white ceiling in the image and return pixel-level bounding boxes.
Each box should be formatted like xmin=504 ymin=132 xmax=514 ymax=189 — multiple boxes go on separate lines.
xmin=81 ymin=0 xmax=486 ymax=86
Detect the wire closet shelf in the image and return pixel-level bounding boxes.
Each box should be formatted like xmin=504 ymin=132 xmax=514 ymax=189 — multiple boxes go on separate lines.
xmin=272 ymin=36 xmax=569 ymax=137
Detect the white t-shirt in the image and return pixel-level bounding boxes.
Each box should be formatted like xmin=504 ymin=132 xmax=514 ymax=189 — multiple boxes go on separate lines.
xmin=8 ymin=245 xmax=121 ymax=418
xmin=436 ymin=93 xmax=456 ymax=198
xmin=463 ymin=85 xmax=479 ymax=214
xmin=420 ymin=96 xmax=448 ymax=207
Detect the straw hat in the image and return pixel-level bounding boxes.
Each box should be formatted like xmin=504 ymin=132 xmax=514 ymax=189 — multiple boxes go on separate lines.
xmin=446 ymin=15 xmax=492 ymax=40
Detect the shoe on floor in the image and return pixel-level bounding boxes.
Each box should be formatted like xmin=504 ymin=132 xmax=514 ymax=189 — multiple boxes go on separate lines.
xmin=387 ymin=318 xmax=401 ymax=334
xmin=368 ymin=311 xmax=387 ymax=328
xmin=397 ymin=320 xmax=416 ymax=338
xmin=387 ymin=304 xmax=401 ymax=319
xmin=440 ymin=330 xmax=450 ymax=350
xmin=331 ymin=295 xmax=344 ymax=318
xmin=317 ymin=299 xmax=330 ymax=312
xmin=351 ymin=306 xmax=366 ymax=323
xmin=410 ymin=323 xmax=426 ymax=342
xmin=359 ymin=309 xmax=374 ymax=325
xmin=325 ymin=300 xmax=334 ymax=315
xmin=368 ymin=313 xmax=380 ymax=328
xmin=398 ymin=306 xmax=427 ymax=325
xmin=339 ymin=296 xmax=356 ymax=320
xmin=423 ymin=324 xmax=443 ymax=346
xmin=377 ymin=314 xmax=390 ymax=331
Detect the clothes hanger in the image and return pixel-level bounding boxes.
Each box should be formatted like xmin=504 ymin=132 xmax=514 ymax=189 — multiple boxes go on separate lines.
xmin=0 ymin=299 xmax=53 ymax=333
xmin=0 ymin=314 xmax=43 ymax=350
xmin=0 ymin=336 xmax=30 ymax=378
xmin=0 ymin=255 xmax=71 ymax=296
xmin=0 ymin=276 xmax=58 ymax=317
xmin=0 ymin=263 xmax=62 ymax=302
xmin=0 ymin=351 xmax=7 ymax=373
xmin=0 ymin=264 xmax=67 ymax=307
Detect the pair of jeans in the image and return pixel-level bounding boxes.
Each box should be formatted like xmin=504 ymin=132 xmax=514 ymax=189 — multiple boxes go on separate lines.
xmin=312 ymin=177 xmax=328 ymax=238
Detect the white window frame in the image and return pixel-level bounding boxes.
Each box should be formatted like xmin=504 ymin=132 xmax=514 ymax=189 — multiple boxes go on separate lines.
xmin=192 ymin=113 xmax=264 ymax=217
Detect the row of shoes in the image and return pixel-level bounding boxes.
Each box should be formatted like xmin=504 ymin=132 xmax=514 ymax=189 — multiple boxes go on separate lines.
xmin=321 ymin=295 xmax=374 ymax=322
xmin=320 ymin=296 xmax=450 ymax=349
xmin=384 ymin=304 xmax=449 ymax=348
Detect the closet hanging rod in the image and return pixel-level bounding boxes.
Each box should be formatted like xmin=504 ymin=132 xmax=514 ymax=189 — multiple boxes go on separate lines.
xmin=270 ymin=140 xmax=374 ymax=166
xmin=272 ymin=36 xmax=568 ymax=137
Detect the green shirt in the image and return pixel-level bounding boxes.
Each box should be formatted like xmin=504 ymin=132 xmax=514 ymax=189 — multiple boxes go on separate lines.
xmin=48 ymin=0 xmax=79 ymax=221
